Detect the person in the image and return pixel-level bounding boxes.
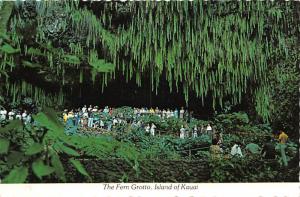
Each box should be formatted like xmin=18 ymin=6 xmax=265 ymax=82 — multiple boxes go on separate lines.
xmin=22 ymin=110 xmax=28 ymax=122
xmin=93 ymin=113 xmax=100 ymax=129
xmin=8 ymin=110 xmax=15 ymax=120
xmin=145 ymin=124 xmax=150 ymax=133
xmin=67 ymin=110 xmax=75 ymax=126
xmin=261 ymin=136 xmax=276 ymax=160
xmin=210 ymin=138 xmax=223 ymax=159
xmin=193 ymin=125 xmax=198 ymax=138
xmin=99 ymin=119 xmax=105 ymax=129
xmin=81 ymin=116 xmax=88 ymax=128
xmin=74 ymin=111 xmax=80 ymax=126
xmin=15 ymin=111 xmax=22 ymax=120
xmin=155 ymin=107 xmax=159 ymax=115
xmin=25 ymin=114 xmax=32 ymax=125
xmin=88 ymin=105 xmax=93 ymax=112
xmin=150 ymin=123 xmax=156 ymax=136
xmin=83 ymin=109 xmax=89 ymax=119
xmin=113 ymin=117 xmax=118 ymax=126
xmin=0 ymin=108 xmax=7 ymax=120
xmin=88 ymin=112 xmax=94 ymax=128
xmin=82 ymin=105 xmax=87 ymax=113
xmin=63 ymin=110 xmax=68 ymax=123
xmin=149 ymin=108 xmax=155 ymax=114
xmin=106 ymin=118 xmax=112 ymax=131
xmin=278 ymin=130 xmax=288 ymax=166
xmin=180 ymin=125 xmax=185 ymax=139
xmin=174 ymin=108 xmax=179 ymax=118
xmin=92 ymin=106 xmax=98 ymax=112
xmin=103 ymin=106 xmax=109 ymax=114
xmin=162 ymin=109 xmax=167 ymax=119
xmin=206 ymin=123 xmax=213 ymax=141
xmin=179 ymin=107 xmax=184 ymax=119
xmin=231 ymin=142 xmax=243 ymax=157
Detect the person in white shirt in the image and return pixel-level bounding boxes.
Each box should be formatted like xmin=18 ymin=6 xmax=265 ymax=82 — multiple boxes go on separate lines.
xmin=8 ymin=110 xmax=15 ymax=120
xmin=145 ymin=124 xmax=150 ymax=133
xmin=231 ymin=143 xmax=243 ymax=157
xmin=0 ymin=109 xmax=7 ymax=120
xmin=167 ymin=109 xmax=172 ymax=118
xmin=150 ymin=123 xmax=156 ymax=136
xmin=82 ymin=105 xmax=87 ymax=113
xmin=113 ymin=117 xmax=118 ymax=126
xmin=179 ymin=107 xmax=185 ymax=119
xmin=206 ymin=123 xmax=213 ymax=141
xmin=25 ymin=114 xmax=32 ymax=125
xmin=180 ymin=125 xmax=185 ymax=139
xmin=22 ymin=110 xmax=27 ymax=122
xmin=88 ymin=105 xmax=93 ymax=112
xmin=92 ymin=107 xmax=98 ymax=112
xmin=16 ymin=111 xmax=22 ymax=120
xmin=193 ymin=126 xmax=198 ymax=138
xmin=162 ymin=109 xmax=167 ymax=119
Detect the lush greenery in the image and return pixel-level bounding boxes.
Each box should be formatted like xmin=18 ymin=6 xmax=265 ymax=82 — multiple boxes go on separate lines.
xmin=0 ymin=1 xmax=299 ymax=123
xmin=0 ymin=1 xmax=298 ymax=183
xmin=0 ymin=107 xmax=298 ymax=182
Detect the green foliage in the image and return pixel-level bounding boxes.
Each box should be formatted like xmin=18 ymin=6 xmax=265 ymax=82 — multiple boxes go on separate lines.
xmin=62 ymin=55 xmax=81 ymax=65
xmin=0 ymin=108 xmax=91 ymax=183
xmin=3 ymin=166 xmax=29 ymax=183
xmin=69 ymin=159 xmax=90 ymax=178
xmin=1 ymin=1 xmax=298 ymax=122
xmin=32 ymin=159 xmax=55 ymax=179
xmin=0 ymin=43 xmax=19 ymax=54
xmin=54 ymin=142 xmax=80 ymax=157
xmin=208 ymin=156 xmax=279 ymax=182
xmin=50 ymin=150 xmax=66 ymax=182
xmin=24 ymin=143 xmax=44 ymax=155
xmin=0 ymin=138 xmax=10 ymax=154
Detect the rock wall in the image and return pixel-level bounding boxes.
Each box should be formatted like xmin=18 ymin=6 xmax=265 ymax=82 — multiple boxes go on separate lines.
xmin=64 ymin=158 xmax=211 ymax=183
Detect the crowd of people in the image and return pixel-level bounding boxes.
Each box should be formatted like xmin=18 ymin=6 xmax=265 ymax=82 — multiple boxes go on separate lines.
xmin=62 ymin=105 xmax=213 ymax=138
xmin=0 ymin=108 xmax=32 ymax=125
xmin=1 ymin=105 xmax=289 ymax=164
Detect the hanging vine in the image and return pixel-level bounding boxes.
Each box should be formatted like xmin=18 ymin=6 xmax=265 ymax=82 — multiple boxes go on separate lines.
xmin=0 ymin=1 xmax=298 ymax=121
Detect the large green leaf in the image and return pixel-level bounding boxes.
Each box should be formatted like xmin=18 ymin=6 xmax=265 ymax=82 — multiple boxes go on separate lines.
xmin=50 ymin=150 xmax=66 ymax=182
xmin=54 ymin=143 xmax=80 ymax=156
xmin=3 ymin=166 xmax=28 ymax=183
xmin=69 ymin=158 xmax=90 ymax=177
xmin=0 ymin=138 xmax=9 ymax=154
xmin=0 ymin=120 xmax=23 ymax=133
xmin=0 ymin=43 xmax=19 ymax=54
xmin=32 ymin=159 xmax=55 ymax=179
xmin=25 ymin=143 xmax=44 ymax=156
xmin=33 ymin=107 xmax=64 ymax=133
xmin=7 ymin=151 xmax=24 ymax=167
xmin=22 ymin=60 xmax=43 ymax=68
